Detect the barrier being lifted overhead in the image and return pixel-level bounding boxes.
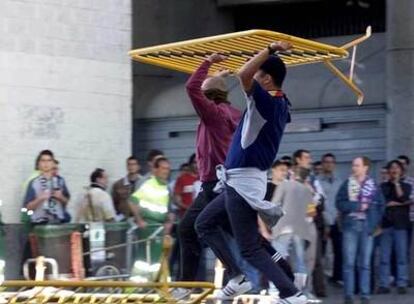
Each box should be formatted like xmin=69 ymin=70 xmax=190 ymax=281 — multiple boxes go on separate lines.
xmin=129 ymin=27 xmax=372 ymax=105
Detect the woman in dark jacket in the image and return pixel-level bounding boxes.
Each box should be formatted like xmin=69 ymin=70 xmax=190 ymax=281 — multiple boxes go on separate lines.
xmin=378 ymin=160 xmax=412 ymax=294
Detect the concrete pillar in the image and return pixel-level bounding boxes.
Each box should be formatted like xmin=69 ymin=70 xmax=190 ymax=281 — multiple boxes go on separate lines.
xmin=386 ymin=0 xmax=414 ymax=162
xmin=0 ymin=0 xmax=132 ymax=222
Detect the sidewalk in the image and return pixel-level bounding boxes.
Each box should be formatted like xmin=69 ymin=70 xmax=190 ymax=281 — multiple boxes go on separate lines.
xmin=324 ymin=285 xmax=413 ymax=304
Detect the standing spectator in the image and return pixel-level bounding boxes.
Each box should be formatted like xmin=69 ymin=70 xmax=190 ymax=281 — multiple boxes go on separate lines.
xmin=280 ymin=155 xmax=293 ymax=165
xmin=52 ymin=159 xmax=71 ymax=223
xmin=135 ymin=149 xmax=164 ymax=190
xmin=129 ymin=157 xmax=175 ymax=279
xmin=24 ymin=152 xmax=44 ymax=187
xmin=397 ymin=155 xmax=414 ymax=221
xmin=380 ymin=166 xmax=390 ymax=183
xmin=293 ymin=149 xmax=326 ymax=298
xmin=144 ymin=149 xmax=164 ymax=177
xmin=169 ymin=163 xmax=190 ymax=195
xmin=272 ymin=167 xmax=315 ymax=293
xmin=280 ymin=155 xmax=294 ymax=180
xmin=396 ymin=155 xmax=414 ymax=284
xmin=378 ymin=160 xmax=411 ymax=294
xmin=112 ymin=156 xmax=142 ymax=219
xmin=336 ymin=156 xmax=384 ymax=304
xmin=260 ymin=160 xmax=291 ymax=291
xmin=174 ymin=154 xmax=199 ymax=218
xmin=170 ymin=155 xmax=199 ymax=280
xmin=264 ymin=160 xmax=290 ymax=202
xmin=397 ymin=155 xmax=414 ymax=188
xmin=129 ymin=157 xmax=174 ymax=233
xmin=51 ymin=159 xmax=59 ymax=177
xmin=313 ymin=161 xmax=323 ymax=177
xmin=23 ymin=150 xmax=70 ymax=224
xmin=318 ymin=153 xmax=343 ymax=285
xmin=75 ymin=168 xmax=117 ymax=222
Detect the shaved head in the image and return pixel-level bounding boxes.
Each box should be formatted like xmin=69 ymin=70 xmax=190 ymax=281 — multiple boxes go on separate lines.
xmin=201 ymin=76 xmax=227 ymax=92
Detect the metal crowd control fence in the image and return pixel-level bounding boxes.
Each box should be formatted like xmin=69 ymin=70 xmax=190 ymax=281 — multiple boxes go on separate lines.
xmin=129 ymin=27 xmax=372 ymax=105
xmin=83 ymin=223 xmax=165 ymax=281
xmin=0 ymin=223 xmax=280 ymax=303
xmin=0 ymin=224 xmax=216 ymax=303
xmin=0 ymin=279 xmax=215 ymax=303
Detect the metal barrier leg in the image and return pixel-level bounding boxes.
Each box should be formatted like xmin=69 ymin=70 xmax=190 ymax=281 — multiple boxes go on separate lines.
xmin=126 ymin=225 xmax=138 ymax=275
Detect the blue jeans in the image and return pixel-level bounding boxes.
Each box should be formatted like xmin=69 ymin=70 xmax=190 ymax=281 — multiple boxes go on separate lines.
xmin=379 ymin=228 xmax=408 ymax=288
xmin=342 ymin=220 xmax=374 ymax=299
xmin=273 ymin=234 xmax=307 ymax=274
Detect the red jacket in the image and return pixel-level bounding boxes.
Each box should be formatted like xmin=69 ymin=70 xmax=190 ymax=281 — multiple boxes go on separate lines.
xmin=185 ymin=61 xmax=241 ymax=182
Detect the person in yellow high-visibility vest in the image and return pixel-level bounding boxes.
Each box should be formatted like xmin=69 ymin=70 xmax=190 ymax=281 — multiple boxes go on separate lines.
xmin=129 ymin=156 xmax=175 ymax=281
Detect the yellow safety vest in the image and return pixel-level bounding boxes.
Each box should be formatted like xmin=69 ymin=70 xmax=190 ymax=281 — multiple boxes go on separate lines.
xmin=130 ymin=176 xmax=170 ymax=223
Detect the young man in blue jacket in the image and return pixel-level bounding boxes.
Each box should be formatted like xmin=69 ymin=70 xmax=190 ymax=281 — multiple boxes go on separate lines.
xmin=196 ymin=41 xmax=305 ymax=304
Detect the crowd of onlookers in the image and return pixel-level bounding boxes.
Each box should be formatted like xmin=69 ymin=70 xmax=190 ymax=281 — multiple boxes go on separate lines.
xmin=260 ymin=151 xmax=414 ymax=303
xmin=21 ymin=148 xmax=414 ymax=302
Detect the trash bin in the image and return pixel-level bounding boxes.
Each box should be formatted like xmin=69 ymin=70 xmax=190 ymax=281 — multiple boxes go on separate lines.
xmin=104 ymin=221 xmax=129 ymax=273
xmin=87 ymin=221 xmax=130 ymax=279
xmin=31 ymin=224 xmax=83 ymax=278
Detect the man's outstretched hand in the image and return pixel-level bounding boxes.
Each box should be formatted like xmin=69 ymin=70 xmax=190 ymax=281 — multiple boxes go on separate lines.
xmin=269 ymin=41 xmax=293 ymax=52
xmin=206 ymin=53 xmax=228 ymax=64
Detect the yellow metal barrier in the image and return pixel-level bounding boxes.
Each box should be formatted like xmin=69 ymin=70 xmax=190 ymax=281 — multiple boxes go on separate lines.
xmin=0 ymin=280 xmax=215 ymax=303
xmin=129 ymin=27 xmax=372 ymax=104
xmin=0 ymin=237 xmax=215 ymax=303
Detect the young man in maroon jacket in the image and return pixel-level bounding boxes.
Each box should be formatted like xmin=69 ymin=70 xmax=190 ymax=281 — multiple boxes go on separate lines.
xmin=172 ymin=53 xmax=241 ymax=299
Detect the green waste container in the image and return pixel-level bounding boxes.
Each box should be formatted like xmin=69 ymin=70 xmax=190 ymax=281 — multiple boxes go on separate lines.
xmin=104 ymin=221 xmax=129 ymax=273
xmin=32 ymin=224 xmax=83 ymax=277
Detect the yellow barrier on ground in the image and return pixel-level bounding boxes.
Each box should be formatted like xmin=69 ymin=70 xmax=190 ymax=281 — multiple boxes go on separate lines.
xmin=0 ymin=280 xmax=215 ymax=303
xmin=0 ymin=237 xmax=215 ymax=303
xmin=129 ymin=27 xmax=372 ymax=104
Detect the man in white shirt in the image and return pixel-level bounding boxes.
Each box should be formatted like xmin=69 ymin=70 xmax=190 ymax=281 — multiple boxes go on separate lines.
xmin=318 ymin=153 xmax=343 ymax=285
xmin=76 ymin=168 xmax=117 ymax=222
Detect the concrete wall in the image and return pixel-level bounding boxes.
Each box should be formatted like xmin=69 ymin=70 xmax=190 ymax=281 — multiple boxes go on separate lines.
xmin=0 ymin=0 xmax=132 ymax=223
xmin=134 ymin=105 xmax=387 ymax=179
xmin=386 ymin=0 xmax=414 ymax=162
xmin=132 ymin=0 xmax=234 ymax=120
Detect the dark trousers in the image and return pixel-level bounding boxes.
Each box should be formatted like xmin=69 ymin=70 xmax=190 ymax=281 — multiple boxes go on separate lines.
xmin=169 ymin=224 xmax=180 ymax=280
xmin=178 ymin=181 xmax=218 ymax=281
xmin=313 ymin=229 xmax=326 ymax=296
xmin=331 ymin=223 xmax=343 ymax=282
xmin=195 ymin=186 xmax=297 ymax=298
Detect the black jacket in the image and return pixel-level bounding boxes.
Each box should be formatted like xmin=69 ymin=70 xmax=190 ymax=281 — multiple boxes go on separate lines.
xmin=381 ymin=180 xmax=412 ymax=230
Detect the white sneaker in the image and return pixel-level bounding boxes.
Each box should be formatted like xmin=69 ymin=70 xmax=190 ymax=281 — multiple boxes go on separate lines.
xmin=171 ymin=288 xmax=191 ymax=301
xmin=304 ymin=292 xmax=322 ymax=303
xmin=274 ymin=292 xmax=308 ymax=304
xmin=215 ymin=275 xmax=252 ymax=300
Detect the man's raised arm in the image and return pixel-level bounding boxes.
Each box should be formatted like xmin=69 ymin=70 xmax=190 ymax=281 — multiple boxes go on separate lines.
xmin=237 ymin=41 xmax=291 ymax=92
xmin=185 ymin=53 xmax=228 ymax=120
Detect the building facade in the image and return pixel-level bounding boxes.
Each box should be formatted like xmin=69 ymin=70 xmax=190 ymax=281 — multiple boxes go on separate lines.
xmin=133 ymin=0 xmax=407 ymax=179
xmin=0 ymin=0 xmax=132 ymax=223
